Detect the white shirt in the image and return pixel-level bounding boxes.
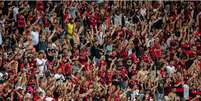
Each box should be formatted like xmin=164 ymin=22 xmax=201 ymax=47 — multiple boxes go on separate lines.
xmin=51 ymin=43 xmax=57 ymax=49
xmin=54 ymin=74 xmax=65 ymax=80
xmin=131 ymin=90 xmax=139 ymax=101
xmin=101 ymin=23 xmax=106 ymax=33
xmin=166 ymin=65 xmax=176 ymax=74
xmin=31 ymin=31 xmax=39 ymax=46
xmin=140 ymin=8 xmax=146 ymax=17
xmin=0 ymin=72 xmax=3 ymax=79
xmin=97 ymin=32 xmax=104 ymax=45
xmin=0 ymin=32 xmax=2 ymax=45
xmin=146 ymin=38 xmax=155 ymax=48
xmin=36 ymin=58 xmax=47 ymax=75
xmin=54 ymin=73 xmax=65 ymax=85
xmin=183 ymin=84 xmax=189 ymax=100
xmin=45 ymin=97 xmax=54 ymax=101
xmin=166 ymin=37 xmax=172 ymax=48
xmin=13 ymin=7 xmax=19 ymax=21
xmin=128 ymin=49 xmax=132 ymax=56
xmin=114 ymin=14 xmax=122 ymax=26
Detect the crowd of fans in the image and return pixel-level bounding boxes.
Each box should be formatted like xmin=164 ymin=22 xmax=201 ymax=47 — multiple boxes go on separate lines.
xmin=0 ymin=1 xmax=201 ymax=101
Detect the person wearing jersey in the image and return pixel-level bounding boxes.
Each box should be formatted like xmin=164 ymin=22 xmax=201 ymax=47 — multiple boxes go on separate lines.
xmin=66 ymin=18 xmax=75 ymax=37
xmin=66 ymin=18 xmax=77 ymax=46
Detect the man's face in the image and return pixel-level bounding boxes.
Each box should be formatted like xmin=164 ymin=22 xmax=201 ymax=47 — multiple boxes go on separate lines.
xmin=39 ymin=53 xmax=43 ymax=59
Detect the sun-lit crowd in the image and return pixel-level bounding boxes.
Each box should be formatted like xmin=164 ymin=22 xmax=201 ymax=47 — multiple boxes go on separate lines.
xmin=0 ymin=1 xmax=201 ymax=101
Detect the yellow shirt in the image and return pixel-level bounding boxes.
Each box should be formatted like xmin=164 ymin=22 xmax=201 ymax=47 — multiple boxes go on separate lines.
xmin=66 ymin=23 xmax=75 ymax=36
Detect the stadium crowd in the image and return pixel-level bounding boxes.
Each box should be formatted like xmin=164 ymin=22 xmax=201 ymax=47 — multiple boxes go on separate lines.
xmin=0 ymin=1 xmax=201 ymax=101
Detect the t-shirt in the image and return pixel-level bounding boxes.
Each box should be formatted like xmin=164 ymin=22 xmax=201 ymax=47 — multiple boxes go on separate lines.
xmin=198 ymin=61 xmax=201 ymax=70
xmin=0 ymin=32 xmax=2 ymax=45
xmin=105 ymin=44 xmax=113 ymax=53
xmin=69 ymin=7 xmax=77 ymax=18
xmin=66 ymin=23 xmax=75 ymax=36
xmin=90 ymin=45 xmax=101 ymax=59
xmin=105 ymin=16 xmax=110 ymax=28
xmin=141 ymin=55 xmax=151 ymax=63
xmin=166 ymin=65 xmax=176 ymax=74
xmin=183 ymin=84 xmax=189 ymax=100
xmin=154 ymin=48 xmax=162 ymax=58
xmin=13 ymin=7 xmax=19 ymax=21
xmin=131 ymin=90 xmax=139 ymax=101
xmin=31 ymin=31 xmax=39 ymax=46
xmin=17 ymin=14 xmax=25 ymax=28
xmin=36 ymin=58 xmax=47 ymax=75
xmin=194 ymin=31 xmax=201 ymax=37
xmin=36 ymin=1 xmax=44 ymax=12
xmin=44 ymin=97 xmax=55 ymax=101
xmin=60 ymin=63 xmax=72 ymax=75
xmin=140 ymin=8 xmax=146 ymax=17
xmin=114 ymin=14 xmax=122 ymax=26
xmin=54 ymin=74 xmax=65 ymax=81
xmin=97 ymin=32 xmax=104 ymax=45
xmin=64 ymin=13 xmax=71 ymax=23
